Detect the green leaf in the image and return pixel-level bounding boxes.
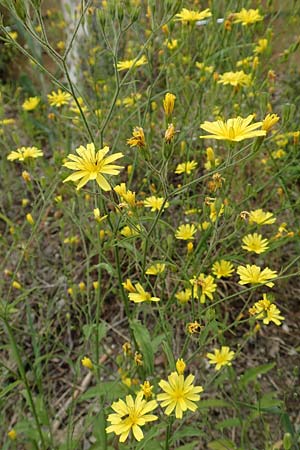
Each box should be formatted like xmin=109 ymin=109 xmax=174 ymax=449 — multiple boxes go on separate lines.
xmin=177 ymin=442 xmax=202 ymax=450
xmin=239 ymin=363 xmax=275 ymax=387
xmin=82 ymin=322 xmax=107 ymax=341
xmin=135 ymin=427 xmax=160 ymax=450
xmin=130 ymin=319 xmax=154 ymax=375
xmin=208 ymin=438 xmax=237 ymax=449
xmin=170 ymin=426 xmax=203 ymax=442
xmin=0 ymin=380 xmax=21 ymax=400
xmin=216 ymin=418 xmax=241 ymax=430
xmin=161 ymin=340 xmax=175 ymax=370
xmin=79 ymin=382 xmax=127 ymax=402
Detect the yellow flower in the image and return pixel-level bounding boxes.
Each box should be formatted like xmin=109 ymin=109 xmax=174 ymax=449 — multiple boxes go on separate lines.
xmin=175 ymin=160 xmax=197 ymax=175
xmin=47 ymin=89 xmax=71 ymax=107
xmin=140 ymin=381 xmax=154 ymax=399
xmin=254 ymin=38 xmax=268 ymax=54
xmin=93 ymin=281 xmax=99 ymax=289
xmin=122 ymin=279 xmax=136 ymax=293
xmin=262 ymin=113 xmax=280 ymax=132
xmin=187 ymin=321 xmax=201 ymax=334
xmin=106 ymin=392 xmax=158 ymax=442
xmin=207 ymin=346 xmax=235 ymax=371
xmin=209 ymin=201 xmax=224 ymax=222
xmin=165 ymin=38 xmax=178 ymax=50
xmin=218 ymin=71 xmax=252 ymax=87
xmin=134 ymin=351 xmax=143 ymax=366
xmin=233 ymin=8 xmax=264 ymax=26
xmin=176 ymin=358 xmax=186 ymax=375
xmin=165 ymin=123 xmax=175 ymax=143
xmin=200 ymin=115 xmax=266 ymax=142
xmin=127 ymin=127 xmax=145 ymax=148
xmin=249 ymin=209 xmax=276 ymax=225
xmin=26 ymin=213 xmax=35 ymax=225
xmin=249 ymin=294 xmax=285 ymax=326
xmin=237 ymin=264 xmax=277 ymax=287
xmin=128 ymin=283 xmax=160 ymax=303
xmin=121 ymin=225 xmax=140 ymax=237
xmin=175 ymin=224 xmax=197 ymax=240
xmin=114 ymin=183 xmax=136 ymax=207
xmin=12 ymin=281 xmax=22 ymax=290
xmin=93 ymin=208 xmax=107 ymax=223
xmin=212 ymin=260 xmax=234 ymax=278
xmin=175 ymin=8 xmax=212 ymax=23
xmin=8 ymin=429 xmax=17 ymax=440
xmin=157 ymin=371 xmax=203 ymax=419
xmin=22 ymin=96 xmax=40 ymax=111
xmin=63 ymin=143 xmax=123 ymax=191
xmin=242 ymin=233 xmax=269 ymax=254
xmin=163 ymin=92 xmax=176 ymax=116
xmin=145 ymin=263 xmax=166 ymax=275
xmin=190 ymin=274 xmax=217 ymax=303
xmin=117 ymin=55 xmax=147 ymax=71
xmin=175 ymin=289 xmax=192 ymax=304
xmin=143 ymin=196 xmax=169 ymax=212
xmin=7 ymin=146 xmax=43 ymax=162
xmin=81 ymin=356 xmax=93 ymax=369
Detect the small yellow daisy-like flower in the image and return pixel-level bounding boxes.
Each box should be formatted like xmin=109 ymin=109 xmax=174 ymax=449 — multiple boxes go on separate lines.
xmin=106 ymin=392 xmax=158 ymax=442
xmin=117 ymin=55 xmax=147 ymax=71
xmin=175 ymin=160 xmax=198 ymax=175
xmin=190 ymin=274 xmax=217 ymax=304
xmin=122 ymin=279 xmax=136 ymax=293
xmin=114 ymin=183 xmax=136 ymax=207
xmin=175 ymin=288 xmax=192 ymax=304
xmin=249 ymin=294 xmax=284 ymax=326
xmin=7 ymin=429 xmax=17 ymax=441
xmin=145 ymin=263 xmax=166 ymax=275
xmin=176 ymin=358 xmax=186 ymax=375
xmin=7 ymin=146 xmax=43 ymax=162
xmin=165 ymin=38 xmax=178 ymax=50
xmin=127 ymin=127 xmax=145 ymax=148
xmin=140 ymin=381 xmax=154 ymax=399
xmin=200 ymin=115 xmax=266 ymax=142
xmin=143 ymin=196 xmax=169 ymax=212
xmin=120 ymin=225 xmax=140 ymax=237
xmin=128 ymin=283 xmax=160 ymax=303
xmin=233 ymin=8 xmax=264 ymax=26
xmin=63 ymin=143 xmax=123 ymax=191
xmin=175 ymin=8 xmax=212 ymax=23
xmin=163 ymin=92 xmax=176 ymax=116
xmin=157 ymin=370 xmax=203 ymax=419
xmin=47 ymin=89 xmax=71 ymax=107
xmin=254 ymin=38 xmax=268 ymax=54
xmin=81 ymin=356 xmax=93 ymax=369
xmin=22 ymin=96 xmax=40 ymax=111
xmin=207 ymin=346 xmax=235 ymax=371
xmin=242 ymin=233 xmax=269 ymax=254
xmin=237 ymin=264 xmax=277 ymax=288
xmin=262 ymin=113 xmax=280 ymax=132
xmin=249 ymin=208 xmax=276 ymax=225
xmin=212 ymin=260 xmax=234 ymax=278
xmin=175 ymin=224 xmax=197 ymax=240
xmin=218 ymin=71 xmax=252 ymax=88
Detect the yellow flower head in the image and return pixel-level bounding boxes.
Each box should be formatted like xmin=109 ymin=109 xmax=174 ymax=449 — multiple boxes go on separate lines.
xmin=145 ymin=263 xmax=166 ymax=275
xmin=114 ymin=183 xmax=136 ymax=207
xmin=22 ymin=96 xmax=40 ymax=111
xmin=163 ymin=92 xmax=176 ymax=116
xmin=176 ymin=358 xmax=186 ymax=375
xmin=187 ymin=321 xmax=202 ymax=334
xmin=242 ymin=233 xmax=269 ymax=254
xmin=140 ymin=381 xmax=154 ymax=399
xmin=81 ymin=356 xmax=93 ymax=369
xmin=157 ymin=371 xmax=203 ymax=419
xmin=218 ymin=70 xmax=252 ymax=88
xmin=262 ymin=113 xmax=280 ymax=132
xmin=165 ymin=123 xmax=175 ymax=143
xmin=8 ymin=429 xmax=17 ymax=441
xmin=233 ymin=8 xmax=264 ymax=26
xmin=47 ymin=89 xmax=71 ymax=107
xmin=175 ymin=160 xmax=198 ymax=175
xmin=175 ymin=8 xmax=212 ymax=23
xmin=249 ymin=208 xmax=276 ymax=225
xmin=7 ymin=146 xmax=43 ymax=162
xmin=249 ymin=294 xmax=284 ymax=326
xmin=207 ymin=346 xmax=235 ymax=371
xmin=106 ymin=392 xmax=158 ymax=442
xmin=121 ymin=225 xmax=140 ymax=237
xmin=212 ymin=260 xmax=234 ymax=278
xmin=117 ymin=55 xmax=147 ymax=71
xmin=175 ymin=224 xmax=197 ymax=240
xmin=175 ymin=288 xmax=192 ymax=304
xmin=143 ymin=196 xmax=169 ymax=212
xmin=254 ymin=38 xmax=268 ymax=54
xmin=190 ymin=273 xmax=217 ymax=303
xmin=237 ymin=264 xmax=277 ymax=287
xmin=128 ymin=283 xmax=160 ymax=303
xmin=127 ymin=127 xmax=145 ymax=148
xmin=63 ymin=143 xmax=123 ymax=191
xmin=200 ymin=115 xmax=266 ymax=142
